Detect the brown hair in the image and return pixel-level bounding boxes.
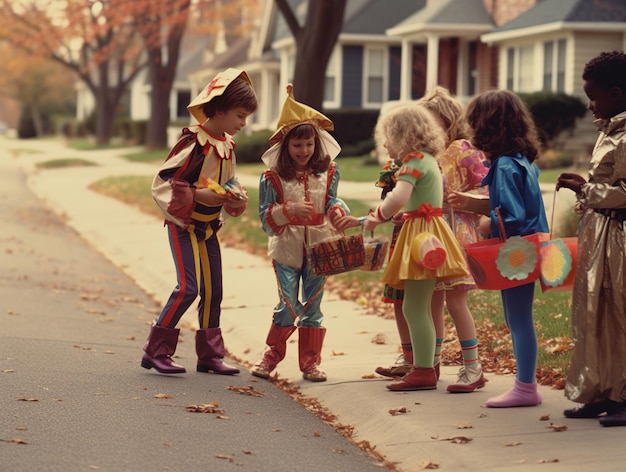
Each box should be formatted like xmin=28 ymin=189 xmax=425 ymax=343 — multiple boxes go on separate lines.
xmin=202 ymin=77 xmax=258 ymax=118
xmin=275 ymin=124 xmax=331 ymax=180
xmin=417 ymin=86 xmax=470 ymax=146
xmin=464 ymin=90 xmax=540 ymax=163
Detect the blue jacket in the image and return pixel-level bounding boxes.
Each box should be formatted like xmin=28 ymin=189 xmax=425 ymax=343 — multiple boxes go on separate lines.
xmin=482 ymin=154 xmax=549 ymax=238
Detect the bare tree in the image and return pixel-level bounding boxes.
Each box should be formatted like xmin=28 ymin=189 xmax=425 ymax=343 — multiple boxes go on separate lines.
xmin=132 ymin=0 xmax=191 ymax=149
xmin=275 ymin=0 xmax=347 ymax=109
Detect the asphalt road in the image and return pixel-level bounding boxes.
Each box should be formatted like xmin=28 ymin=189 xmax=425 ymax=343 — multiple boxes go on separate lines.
xmin=0 ymin=157 xmax=385 ymax=471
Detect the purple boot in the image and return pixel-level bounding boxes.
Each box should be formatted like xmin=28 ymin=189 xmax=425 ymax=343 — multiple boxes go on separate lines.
xmin=141 ymin=322 xmax=186 ymax=374
xmin=195 ymin=327 xmax=240 ymax=375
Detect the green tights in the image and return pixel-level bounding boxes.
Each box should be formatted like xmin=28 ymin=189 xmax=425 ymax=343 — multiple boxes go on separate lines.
xmin=402 ymin=279 xmax=436 ymax=368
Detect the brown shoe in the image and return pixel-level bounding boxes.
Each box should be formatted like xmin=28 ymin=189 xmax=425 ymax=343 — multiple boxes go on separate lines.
xmin=386 ymin=367 xmax=437 ymax=391
xmin=375 ymin=354 xmax=411 ymax=378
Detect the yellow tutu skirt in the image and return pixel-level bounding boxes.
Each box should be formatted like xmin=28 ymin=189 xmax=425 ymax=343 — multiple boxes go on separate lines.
xmin=382 ymin=216 xmax=469 ymax=290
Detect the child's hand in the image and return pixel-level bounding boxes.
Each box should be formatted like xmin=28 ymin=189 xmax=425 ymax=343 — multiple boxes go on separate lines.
xmin=332 ymin=215 xmax=361 ymax=233
xmin=293 ymin=201 xmax=314 ymax=221
xmin=447 ymin=191 xmax=471 ymax=210
xmin=195 ymin=187 xmax=230 ymax=206
xmin=225 ymin=194 xmax=248 ymax=209
xmin=556 ymin=172 xmax=586 ymax=193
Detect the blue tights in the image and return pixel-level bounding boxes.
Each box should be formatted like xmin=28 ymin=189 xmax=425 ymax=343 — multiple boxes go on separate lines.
xmin=501 ymin=282 xmax=537 ymax=384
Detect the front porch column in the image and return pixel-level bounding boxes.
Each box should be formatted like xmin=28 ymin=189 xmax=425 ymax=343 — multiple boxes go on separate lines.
xmin=260 ymin=68 xmax=272 ymax=130
xmin=400 ymin=37 xmax=413 ymax=101
xmin=426 ymin=34 xmax=440 ymax=92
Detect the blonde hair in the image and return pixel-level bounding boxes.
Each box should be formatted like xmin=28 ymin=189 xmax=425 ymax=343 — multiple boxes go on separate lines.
xmin=375 ymin=104 xmax=446 ymax=158
xmin=417 ymin=86 xmax=469 ymax=146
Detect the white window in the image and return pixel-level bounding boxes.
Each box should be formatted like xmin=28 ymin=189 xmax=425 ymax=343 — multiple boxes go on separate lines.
xmin=507 ymin=39 xmax=567 ymax=93
xmin=324 ymin=47 xmax=340 ymax=107
xmin=505 ymin=45 xmax=534 ymax=92
xmin=364 ymin=47 xmax=385 ymax=106
xmin=518 ymin=45 xmax=534 ymax=92
xmin=543 ymin=39 xmax=567 ymax=92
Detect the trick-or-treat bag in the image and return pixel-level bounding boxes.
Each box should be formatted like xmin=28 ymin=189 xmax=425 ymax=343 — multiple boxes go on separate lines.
xmin=306 ymin=231 xmax=365 ymax=276
xmin=463 ymin=208 xmax=544 ymax=290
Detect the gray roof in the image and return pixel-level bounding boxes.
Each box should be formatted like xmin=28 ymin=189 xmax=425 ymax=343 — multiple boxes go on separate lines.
xmin=390 ymin=0 xmax=493 ymax=31
xmin=272 ymin=0 xmax=426 ymax=42
xmin=342 ymin=0 xmax=426 ymax=35
xmin=491 ymin=0 xmax=626 ymax=33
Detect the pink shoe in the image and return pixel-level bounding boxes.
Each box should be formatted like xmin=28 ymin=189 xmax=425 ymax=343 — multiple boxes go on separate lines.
xmin=485 ymin=378 xmax=541 ymax=408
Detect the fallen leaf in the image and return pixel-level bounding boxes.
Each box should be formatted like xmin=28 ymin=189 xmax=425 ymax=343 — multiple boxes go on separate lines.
xmin=504 ymin=441 xmax=522 ymax=447
xmin=214 ymin=454 xmax=234 ymax=462
xmin=537 ymin=458 xmax=560 ymax=463
xmin=226 ymin=385 xmax=264 ymax=397
xmin=87 ymin=308 xmax=106 ymax=315
xmin=17 ymin=398 xmax=39 ymax=402
xmin=313 ymin=431 xmax=321 ymax=437
xmin=186 ymin=402 xmax=224 ymax=414
xmin=371 ymin=333 xmax=387 ymax=345
xmin=418 ymin=459 xmax=440 ymax=469
xmin=539 ymin=414 xmax=550 ymax=421
xmin=389 ymin=407 xmax=409 ymax=416
xmin=1 ymin=369 xmax=16 ymax=373
xmin=546 ymin=423 xmax=568 ymax=432
xmin=432 ymin=435 xmax=473 ymax=444
xmin=331 ymin=350 xmax=345 ymax=356
xmin=453 ymin=423 xmax=473 ymax=429
xmin=1 ymin=438 xmax=29 ymax=444
xmin=361 ymin=373 xmax=376 ymax=379
xmin=154 ymin=393 xmax=172 ymax=399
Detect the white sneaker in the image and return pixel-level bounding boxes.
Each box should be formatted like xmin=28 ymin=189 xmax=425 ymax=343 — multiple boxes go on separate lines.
xmin=446 ymin=364 xmax=486 ymax=393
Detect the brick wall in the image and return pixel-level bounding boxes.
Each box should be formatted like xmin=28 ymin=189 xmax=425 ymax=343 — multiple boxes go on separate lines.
xmin=482 ymin=0 xmax=538 ymax=27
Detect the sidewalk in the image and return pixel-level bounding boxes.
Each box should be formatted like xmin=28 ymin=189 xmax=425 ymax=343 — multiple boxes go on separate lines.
xmin=5 ymin=137 xmax=623 ymax=471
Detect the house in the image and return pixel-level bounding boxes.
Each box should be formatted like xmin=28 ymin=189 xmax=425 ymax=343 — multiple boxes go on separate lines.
xmin=252 ymin=0 xmax=428 ymax=115
xmin=244 ymin=0 xmax=625 ymax=158
xmin=76 ymin=0 xmax=626 ymax=150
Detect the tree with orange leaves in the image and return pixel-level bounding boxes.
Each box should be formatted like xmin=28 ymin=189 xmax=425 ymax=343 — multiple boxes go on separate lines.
xmin=0 ymin=0 xmax=195 ymax=147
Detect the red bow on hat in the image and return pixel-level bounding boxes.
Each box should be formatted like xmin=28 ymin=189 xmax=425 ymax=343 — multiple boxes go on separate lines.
xmin=205 ymin=77 xmax=225 ymax=97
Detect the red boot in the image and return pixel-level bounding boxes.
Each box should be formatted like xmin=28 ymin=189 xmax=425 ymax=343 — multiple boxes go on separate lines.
xmin=250 ymin=325 xmax=297 ymax=379
xmin=298 ymin=327 xmax=327 ymax=382
xmin=141 ymin=322 xmax=186 ymax=374
xmin=386 ymin=367 xmax=437 ymax=391
xmin=195 ymin=327 xmax=240 ymax=375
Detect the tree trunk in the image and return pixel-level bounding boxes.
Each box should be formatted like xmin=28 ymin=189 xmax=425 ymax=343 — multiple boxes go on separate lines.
xmin=146 ymin=63 xmax=172 ymax=150
xmin=278 ymin=0 xmax=347 ymax=111
xmin=29 ymin=105 xmax=44 ymax=137
xmin=143 ymin=1 xmax=189 ymax=150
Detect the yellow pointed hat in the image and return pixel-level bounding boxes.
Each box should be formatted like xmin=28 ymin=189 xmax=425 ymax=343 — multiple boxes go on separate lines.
xmin=269 ymin=84 xmax=334 ymax=145
xmin=187 ymin=68 xmax=252 ymax=124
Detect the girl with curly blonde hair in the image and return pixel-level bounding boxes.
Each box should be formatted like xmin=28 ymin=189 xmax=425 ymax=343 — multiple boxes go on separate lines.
xmin=359 ymin=104 xmax=471 ymax=391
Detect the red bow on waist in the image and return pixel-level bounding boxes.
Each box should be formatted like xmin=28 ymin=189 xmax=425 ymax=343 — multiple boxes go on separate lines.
xmin=403 ymin=203 xmax=442 ymax=223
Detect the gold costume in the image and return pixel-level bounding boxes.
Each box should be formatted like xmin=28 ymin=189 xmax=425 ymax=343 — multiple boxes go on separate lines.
xmin=566 ymin=111 xmax=626 ymax=404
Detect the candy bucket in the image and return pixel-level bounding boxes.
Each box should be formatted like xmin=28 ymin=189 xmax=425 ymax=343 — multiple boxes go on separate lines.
xmin=463 ymin=233 xmax=543 ymax=290
xmin=306 ymin=233 xmax=365 ymax=276
xmin=462 ymin=209 xmax=544 ymax=290
xmin=539 ymin=237 xmax=578 ymax=292
xmin=360 ymin=234 xmax=389 ymax=271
